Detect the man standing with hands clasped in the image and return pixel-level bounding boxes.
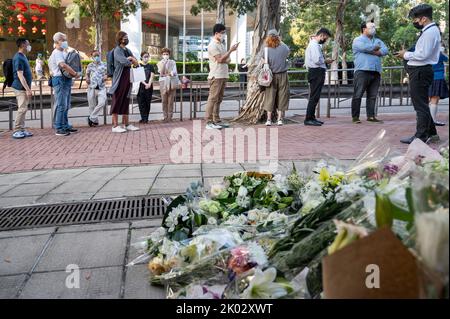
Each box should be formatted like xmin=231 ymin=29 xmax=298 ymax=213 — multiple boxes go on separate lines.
xmin=205 ymin=23 xmax=239 ymax=130
xmin=351 ymin=22 xmax=389 ymax=124
xmin=396 ymin=4 xmax=441 ymax=144
xmin=304 ymin=28 xmax=333 ymax=126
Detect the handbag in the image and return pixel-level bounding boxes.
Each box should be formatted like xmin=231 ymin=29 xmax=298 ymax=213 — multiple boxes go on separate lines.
xmin=130 ymin=66 xmax=146 ymax=83
xmin=257 ymin=47 xmax=273 ymax=87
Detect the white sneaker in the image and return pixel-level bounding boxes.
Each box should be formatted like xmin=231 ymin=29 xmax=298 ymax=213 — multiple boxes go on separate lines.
xmin=205 ymin=123 xmax=223 ymax=130
xmin=126 ymin=124 xmax=140 ymax=131
xmin=112 ymin=126 xmax=127 ymax=133
xmin=277 ymin=120 xmax=283 ymax=126
xmin=265 ymin=120 xmax=272 ymax=126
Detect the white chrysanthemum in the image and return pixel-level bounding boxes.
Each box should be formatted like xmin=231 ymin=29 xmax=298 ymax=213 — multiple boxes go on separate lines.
xmin=207 ymin=217 xmax=218 ymax=225
xmin=233 ymin=178 xmax=243 ymax=186
xmin=238 ymin=186 xmax=248 ymax=197
xmin=237 ymin=196 xmax=251 ymax=208
xmin=247 ymin=242 xmax=268 ymax=266
xmin=210 ymin=184 xmax=226 ymax=199
xmin=150 ymin=227 xmax=167 ymax=243
xmin=224 ymin=214 xmax=248 ymax=226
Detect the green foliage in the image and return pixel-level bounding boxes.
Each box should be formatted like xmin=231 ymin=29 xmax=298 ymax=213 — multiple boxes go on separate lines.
xmin=0 ymin=0 xmax=14 ymax=25
xmin=191 ymin=0 xmax=257 ymax=17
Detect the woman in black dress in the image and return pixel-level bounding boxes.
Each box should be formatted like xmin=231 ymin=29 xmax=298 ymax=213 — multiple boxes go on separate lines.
xmin=137 ymin=52 xmax=155 ymax=124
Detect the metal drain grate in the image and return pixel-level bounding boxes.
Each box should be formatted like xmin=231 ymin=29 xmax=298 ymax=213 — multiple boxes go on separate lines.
xmin=0 ymin=196 xmax=167 ymax=231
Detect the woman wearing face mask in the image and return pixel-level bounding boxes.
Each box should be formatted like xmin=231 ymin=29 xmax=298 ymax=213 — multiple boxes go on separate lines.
xmin=157 ymin=48 xmax=179 ymax=122
xmin=109 ymin=31 xmax=140 ymax=133
xmin=428 ymin=44 xmax=449 ymax=126
xmin=137 ymin=52 xmax=155 ymax=124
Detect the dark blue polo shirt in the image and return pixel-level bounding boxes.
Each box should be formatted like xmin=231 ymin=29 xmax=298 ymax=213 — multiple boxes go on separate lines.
xmin=12 ymin=52 xmax=32 ymax=91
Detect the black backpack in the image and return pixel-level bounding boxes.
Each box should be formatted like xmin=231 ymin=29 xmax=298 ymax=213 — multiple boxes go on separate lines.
xmin=107 ymin=48 xmax=115 ymax=78
xmin=2 ymin=59 xmax=14 ymax=93
xmin=61 ymin=50 xmax=82 ymax=79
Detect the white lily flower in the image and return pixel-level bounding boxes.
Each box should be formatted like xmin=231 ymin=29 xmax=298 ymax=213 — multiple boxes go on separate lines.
xmin=241 ymin=268 xmax=288 ymax=299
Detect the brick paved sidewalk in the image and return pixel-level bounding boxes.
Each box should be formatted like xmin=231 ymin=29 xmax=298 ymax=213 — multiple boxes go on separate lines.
xmin=0 ymin=113 xmax=448 ymax=174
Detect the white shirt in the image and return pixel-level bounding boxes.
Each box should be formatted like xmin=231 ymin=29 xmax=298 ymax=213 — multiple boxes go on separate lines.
xmin=48 ymin=48 xmax=67 ymax=76
xmin=404 ymin=23 xmax=441 ymax=66
xmin=305 ymin=39 xmax=326 ymax=69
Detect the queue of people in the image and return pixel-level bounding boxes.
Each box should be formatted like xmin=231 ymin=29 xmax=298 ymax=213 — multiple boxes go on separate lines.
xmin=8 ymin=4 xmax=447 ymax=144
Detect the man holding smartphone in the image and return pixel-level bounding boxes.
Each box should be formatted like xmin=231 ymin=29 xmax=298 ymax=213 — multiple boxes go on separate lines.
xmin=304 ymin=28 xmax=333 ymax=126
xmin=205 ymin=23 xmax=239 ymax=130
xmin=396 ymin=4 xmax=441 ymax=144
xmin=351 ymin=22 xmax=389 ymax=124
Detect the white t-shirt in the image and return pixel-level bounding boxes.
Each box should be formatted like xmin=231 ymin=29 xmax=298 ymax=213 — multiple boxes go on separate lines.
xmin=48 ymin=48 xmax=66 ymax=76
xmin=208 ymin=39 xmax=229 ymax=79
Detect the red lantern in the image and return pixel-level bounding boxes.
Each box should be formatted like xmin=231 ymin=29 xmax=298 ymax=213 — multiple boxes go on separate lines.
xmin=30 ymin=4 xmax=40 ymax=11
xmin=32 ymin=26 xmax=38 ymax=34
xmin=18 ymin=25 xmax=26 ymax=34
xmin=16 ymin=2 xmax=26 ymax=9
xmin=8 ymin=5 xmax=16 ymax=11
xmin=38 ymin=6 xmax=48 ymax=14
xmin=7 ymin=27 xmax=14 ymax=34
xmin=31 ymin=15 xmax=39 ymax=23
xmin=17 ymin=13 xmax=24 ymax=22
xmin=20 ymin=6 xmax=28 ymax=13
xmin=40 ymin=17 xmax=47 ymax=25
xmin=22 ymin=18 xmax=27 ymax=24
xmin=41 ymin=28 xmax=47 ymax=35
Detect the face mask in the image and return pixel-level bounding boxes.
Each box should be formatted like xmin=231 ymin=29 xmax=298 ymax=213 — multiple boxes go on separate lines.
xmin=413 ymin=21 xmax=424 ymax=30
xmin=122 ymin=39 xmax=129 ymax=45
xmin=319 ymin=38 xmax=326 ymax=45
xmin=26 ymin=45 xmax=32 ymax=53
xmin=94 ymin=56 xmax=101 ymax=63
xmin=61 ymin=41 xmax=69 ymax=49
xmin=142 ymin=57 xmax=149 ymax=63
xmin=368 ymin=28 xmax=376 ymax=36
xmin=162 ymin=55 xmax=169 ymax=60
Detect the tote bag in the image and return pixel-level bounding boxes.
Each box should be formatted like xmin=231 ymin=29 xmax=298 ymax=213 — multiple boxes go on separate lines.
xmin=130 ymin=66 xmax=146 ymax=83
xmin=257 ymin=47 xmax=273 ymax=87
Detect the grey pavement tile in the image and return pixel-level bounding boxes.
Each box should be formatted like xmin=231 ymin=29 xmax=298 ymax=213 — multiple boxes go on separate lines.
xmin=36 ymin=192 xmax=95 ymax=204
xmin=0 ymin=227 xmax=56 ymax=240
xmin=202 ymin=168 xmax=241 ymax=177
xmin=48 ymin=180 xmax=108 ymax=194
xmin=0 ymin=196 xmax=41 ymax=208
xmin=92 ymin=191 xmax=148 ymax=200
xmin=149 ymin=177 xmax=199 ymax=195
xmin=0 ymin=184 xmax=16 ymax=196
xmin=131 ymin=219 xmax=163 ymax=229
xmin=162 ymin=164 xmax=201 ymax=170
xmin=202 ymin=163 xmax=243 ymax=170
xmin=99 ymin=178 xmax=154 ymax=193
xmin=25 ymin=169 xmax=88 ymax=184
xmin=0 ymin=234 xmax=50 ymax=276
xmin=158 ymin=168 xmax=202 ymax=178
xmin=35 ymin=229 xmax=128 ymax=272
xmin=70 ymin=167 xmax=125 ymax=181
xmin=1 ymin=183 xmax=61 ymax=197
xmin=57 ymin=222 xmax=129 ymax=234
xmin=0 ymin=171 xmax=46 ymax=186
xmin=124 ymin=264 xmax=165 ymax=299
xmin=19 ymin=266 xmax=122 ymax=299
xmin=129 ymin=228 xmax=156 ymax=256
xmin=114 ymin=165 xmax=162 ymax=180
xmin=0 ymin=274 xmax=26 ymax=299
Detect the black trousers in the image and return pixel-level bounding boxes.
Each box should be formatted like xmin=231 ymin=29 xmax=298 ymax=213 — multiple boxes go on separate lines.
xmin=137 ymin=85 xmax=153 ymax=122
xmin=407 ymin=65 xmax=437 ymax=140
xmin=351 ymin=70 xmax=381 ymax=119
xmin=306 ymin=68 xmax=326 ymax=120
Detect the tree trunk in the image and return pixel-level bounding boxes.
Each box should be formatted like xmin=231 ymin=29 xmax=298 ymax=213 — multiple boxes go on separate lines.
xmin=94 ymin=0 xmax=102 ymax=53
xmin=232 ymin=0 xmax=281 ymax=124
xmin=330 ymin=0 xmax=347 ymax=84
xmin=216 ymin=0 xmax=225 ymax=25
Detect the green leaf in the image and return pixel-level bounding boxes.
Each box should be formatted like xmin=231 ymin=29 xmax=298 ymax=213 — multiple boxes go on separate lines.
xmin=375 ymin=192 xmax=393 ymax=228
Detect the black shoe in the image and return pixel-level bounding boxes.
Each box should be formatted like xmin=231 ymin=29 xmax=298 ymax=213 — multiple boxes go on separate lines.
xmin=314 ymin=119 xmax=324 ymax=125
xmin=56 ymin=130 xmax=70 ymax=136
xmin=434 ymin=121 xmax=446 ymax=126
xmin=352 ymin=117 xmax=362 ymax=124
xmin=400 ymin=136 xmax=416 ymax=144
xmin=68 ymin=128 xmax=78 ymax=133
xmin=88 ymin=117 xmax=94 ymax=127
xmin=367 ymin=117 xmax=384 ymax=123
xmin=304 ymin=120 xmax=322 ymax=126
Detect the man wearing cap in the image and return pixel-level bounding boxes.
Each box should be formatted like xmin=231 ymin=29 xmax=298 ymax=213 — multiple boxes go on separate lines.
xmin=396 ymin=4 xmax=441 ymax=144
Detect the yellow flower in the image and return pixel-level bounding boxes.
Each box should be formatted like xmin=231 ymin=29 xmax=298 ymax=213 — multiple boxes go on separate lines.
xmin=148 ymin=257 xmax=167 ymax=275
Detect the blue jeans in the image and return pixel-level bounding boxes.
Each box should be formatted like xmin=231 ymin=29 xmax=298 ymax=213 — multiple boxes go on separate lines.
xmin=53 ymin=76 xmax=73 ymax=131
